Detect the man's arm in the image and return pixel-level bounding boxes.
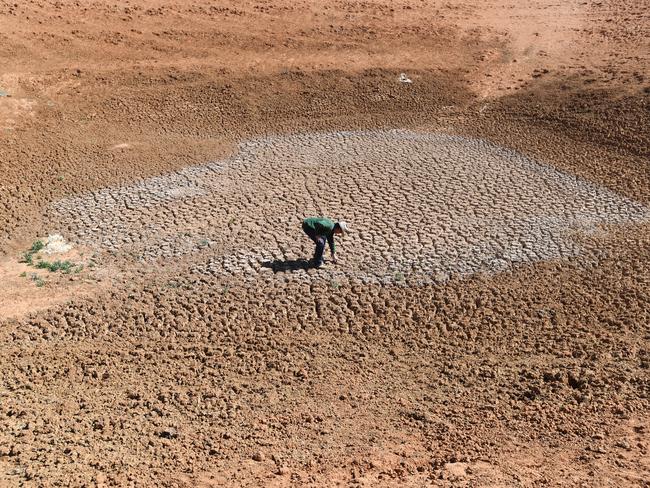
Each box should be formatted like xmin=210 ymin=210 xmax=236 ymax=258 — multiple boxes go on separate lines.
xmin=327 ymin=233 xmax=336 ymax=257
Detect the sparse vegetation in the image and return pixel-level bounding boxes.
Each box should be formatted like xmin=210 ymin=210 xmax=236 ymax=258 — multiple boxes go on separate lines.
xmin=30 ymin=240 xmax=44 ymax=253
xmin=19 ymin=240 xmax=84 ymax=276
xmin=20 ymin=240 xmax=44 ymax=265
xmin=36 ymin=259 xmax=75 ymax=273
xmin=28 ymin=272 xmax=45 ymax=287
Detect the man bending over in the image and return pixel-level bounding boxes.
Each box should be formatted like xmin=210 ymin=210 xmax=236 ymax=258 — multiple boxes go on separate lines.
xmin=302 ymin=217 xmax=348 ymax=268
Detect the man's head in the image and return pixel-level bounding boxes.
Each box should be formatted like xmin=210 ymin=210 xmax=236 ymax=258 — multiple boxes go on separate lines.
xmin=334 ymin=221 xmax=349 ymax=235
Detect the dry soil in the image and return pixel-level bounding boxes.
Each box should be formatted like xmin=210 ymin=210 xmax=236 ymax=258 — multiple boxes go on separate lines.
xmin=0 ymin=1 xmax=649 ymax=486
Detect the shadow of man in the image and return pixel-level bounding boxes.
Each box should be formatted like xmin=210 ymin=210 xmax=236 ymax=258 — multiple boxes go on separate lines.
xmin=261 ymin=258 xmax=313 ymax=272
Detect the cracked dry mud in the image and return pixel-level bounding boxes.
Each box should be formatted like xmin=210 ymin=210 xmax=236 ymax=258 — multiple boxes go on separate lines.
xmin=49 ymin=130 xmax=648 ymax=283
xmin=1 ymin=0 xmax=650 ymax=486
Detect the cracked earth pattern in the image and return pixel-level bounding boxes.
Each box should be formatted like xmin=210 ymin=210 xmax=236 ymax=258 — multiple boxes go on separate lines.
xmin=48 ymin=130 xmax=649 ymax=283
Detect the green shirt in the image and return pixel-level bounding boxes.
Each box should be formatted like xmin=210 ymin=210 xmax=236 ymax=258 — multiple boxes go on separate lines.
xmin=303 ymin=217 xmax=336 ymax=254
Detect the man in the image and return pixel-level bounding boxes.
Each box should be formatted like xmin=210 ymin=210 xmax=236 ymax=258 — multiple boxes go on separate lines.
xmin=302 ymin=217 xmax=348 ymax=268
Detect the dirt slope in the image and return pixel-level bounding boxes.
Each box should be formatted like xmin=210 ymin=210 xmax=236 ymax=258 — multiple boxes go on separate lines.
xmin=0 ymin=1 xmax=649 ymax=486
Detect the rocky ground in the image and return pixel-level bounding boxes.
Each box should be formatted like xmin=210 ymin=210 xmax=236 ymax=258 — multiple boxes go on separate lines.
xmin=0 ymin=0 xmax=649 ymax=486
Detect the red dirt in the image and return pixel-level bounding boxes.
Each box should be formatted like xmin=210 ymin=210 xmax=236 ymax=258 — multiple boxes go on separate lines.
xmin=0 ymin=1 xmax=648 ymax=486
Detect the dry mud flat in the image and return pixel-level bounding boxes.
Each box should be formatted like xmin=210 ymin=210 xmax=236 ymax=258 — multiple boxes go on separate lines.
xmin=47 ymin=130 xmax=648 ymax=280
xmin=1 ymin=129 xmax=649 ymax=487
xmin=1 ymin=0 xmax=650 ymax=486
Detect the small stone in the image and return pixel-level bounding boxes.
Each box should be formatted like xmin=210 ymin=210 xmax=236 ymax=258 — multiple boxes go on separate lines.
xmin=589 ymin=445 xmax=607 ymax=454
xmin=159 ymin=427 xmax=178 ymax=439
xmin=252 ymin=451 xmax=264 ymax=462
xmin=398 ymin=73 xmax=412 ymax=83
xmin=615 ymin=440 xmax=630 ymax=450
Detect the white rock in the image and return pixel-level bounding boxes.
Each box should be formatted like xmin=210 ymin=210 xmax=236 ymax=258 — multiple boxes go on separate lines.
xmin=398 ymin=73 xmax=412 ymax=83
xmin=43 ymin=234 xmax=73 ymax=255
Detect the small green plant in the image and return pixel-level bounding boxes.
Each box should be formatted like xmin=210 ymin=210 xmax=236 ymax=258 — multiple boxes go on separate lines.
xmin=222 ymin=285 xmax=230 ymax=295
xmin=29 ymin=273 xmax=45 ymax=287
xmin=20 ymin=240 xmax=44 ymax=265
xmin=330 ymin=280 xmax=340 ymax=290
xmin=36 ymin=259 xmax=74 ymax=273
xmin=19 ymin=271 xmax=27 ymax=278
xmin=29 ymin=240 xmax=44 ymax=253
xmin=198 ymin=239 xmax=210 ymax=248
xmin=394 ymin=271 xmax=405 ymax=282
xmin=74 ymin=264 xmax=84 ymax=274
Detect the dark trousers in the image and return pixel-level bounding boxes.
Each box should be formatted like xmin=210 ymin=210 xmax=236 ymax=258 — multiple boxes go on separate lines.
xmin=302 ymin=223 xmax=326 ymax=267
